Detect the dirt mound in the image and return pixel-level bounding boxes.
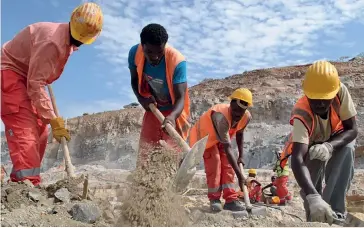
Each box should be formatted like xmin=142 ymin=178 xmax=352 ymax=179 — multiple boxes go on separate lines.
xmin=0 ymin=177 xmax=108 ymax=226
xmin=117 ymin=144 xmax=189 ymax=226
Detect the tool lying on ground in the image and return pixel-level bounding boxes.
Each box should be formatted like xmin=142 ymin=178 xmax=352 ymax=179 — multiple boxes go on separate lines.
xmin=238 ymin=163 xmax=267 ymax=216
xmin=148 ymin=103 xmax=208 ymax=193
xmin=47 ymin=85 xmax=76 ymax=178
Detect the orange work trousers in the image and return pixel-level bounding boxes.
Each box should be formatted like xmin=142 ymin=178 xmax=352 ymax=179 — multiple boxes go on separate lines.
xmin=137 ymin=110 xmax=180 ymax=166
xmin=276 ymin=175 xmax=291 ymax=200
xmin=203 ymin=143 xmax=238 ymax=203
xmin=249 ymin=184 xmax=262 ymax=202
xmin=1 ymin=70 xmax=48 ymax=186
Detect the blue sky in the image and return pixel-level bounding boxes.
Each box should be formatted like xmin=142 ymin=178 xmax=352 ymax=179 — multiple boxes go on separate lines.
xmin=1 ymin=0 xmax=364 ymax=126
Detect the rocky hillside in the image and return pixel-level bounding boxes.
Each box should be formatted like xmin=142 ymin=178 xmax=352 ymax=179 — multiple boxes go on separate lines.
xmin=1 ymin=59 xmax=363 ymax=172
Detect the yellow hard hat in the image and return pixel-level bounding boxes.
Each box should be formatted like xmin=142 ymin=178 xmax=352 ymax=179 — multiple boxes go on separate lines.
xmin=248 ymin=169 xmax=256 ymax=175
xmin=70 ymin=2 xmax=103 ymax=45
xmin=302 ymin=60 xmax=340 ymax=100
xmin=228 ymin=88 xmax=253 ymax=107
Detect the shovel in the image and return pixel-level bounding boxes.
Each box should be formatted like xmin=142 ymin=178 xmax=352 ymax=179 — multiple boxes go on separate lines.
xmin=239 ymin=163 xmax=253 ymax=210
xmin=47 ymin=85 xmax=75 ymax=178
xmin=148 ymin=103 xmax=208 ymax=193
xmin=238 ymin=163 xmax=267 ymax=216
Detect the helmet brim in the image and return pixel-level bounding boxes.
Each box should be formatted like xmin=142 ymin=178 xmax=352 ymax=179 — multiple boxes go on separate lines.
xmin=228 ymin=96 xmax=253 ymax=107
xmin=304 ymin=86 xmax=340 ymax=100
xmin=70 ymin=25 xmax=98 ymax=45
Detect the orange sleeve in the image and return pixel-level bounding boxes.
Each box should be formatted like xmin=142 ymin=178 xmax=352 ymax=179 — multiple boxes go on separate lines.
xmin=27 ymin=41 xmax=59 ymax=122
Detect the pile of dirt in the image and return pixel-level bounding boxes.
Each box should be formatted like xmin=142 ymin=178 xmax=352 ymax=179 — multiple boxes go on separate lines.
xmin=0 ymin=177 xmax=108 ymax=227
xmin=117 ymin=144 xmax=189 ymax=226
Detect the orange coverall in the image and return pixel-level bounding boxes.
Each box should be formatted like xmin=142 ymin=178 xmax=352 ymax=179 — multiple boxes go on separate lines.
xmin=1 ymin=22 xmax=77 ymax=185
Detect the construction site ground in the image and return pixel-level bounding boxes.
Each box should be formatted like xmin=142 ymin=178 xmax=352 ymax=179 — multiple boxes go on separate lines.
xmin=1 ymin=163 xmax=364 ymax=227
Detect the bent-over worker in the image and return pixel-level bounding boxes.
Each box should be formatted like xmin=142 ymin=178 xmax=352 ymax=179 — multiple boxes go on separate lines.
xmin=273 ymin=151 xmax=292 ymax=204
xmin=189 ymin=88 xmax=253 ymax=211
xmin=129 ymin=23 xmax=190 ymax=165
xmin=1 ymin=2 xmax=104 ymax=186
xmin=245 ymin=168 xmax=262 ymax=203
xmin=279 ymin=60 xmax=358 ymax=224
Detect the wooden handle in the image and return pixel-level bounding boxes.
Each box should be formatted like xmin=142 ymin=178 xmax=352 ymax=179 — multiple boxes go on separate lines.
xmin=47 ymin=85 xmax=75 ymax=178
xmin=239 ymin=163 xmax=252 ymax=209
xmin=148 ymin=103 xmax=190 ymax=152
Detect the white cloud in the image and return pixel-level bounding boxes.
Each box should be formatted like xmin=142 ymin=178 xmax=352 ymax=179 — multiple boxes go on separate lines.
xmin=85 ymin=0 xmax=364 ymax=103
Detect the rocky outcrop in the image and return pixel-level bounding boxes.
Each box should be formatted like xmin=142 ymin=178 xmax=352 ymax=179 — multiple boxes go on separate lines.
xmin=1 ymin=60 xmax=364 ymax=172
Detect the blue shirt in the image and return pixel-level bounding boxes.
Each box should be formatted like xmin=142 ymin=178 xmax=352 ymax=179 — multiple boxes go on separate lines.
xmin=128 ymin=44 xmax=187 ymax=111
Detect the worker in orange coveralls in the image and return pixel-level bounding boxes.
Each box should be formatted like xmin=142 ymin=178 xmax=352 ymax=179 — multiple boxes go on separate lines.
xmin=1 ymin=2 xmax=103 ymax=186
xmin=129 ymin=23 xmax=190 ymax=165
xmin=189 ymin=88 xmax=253 ymax=212
xmin=245 ymin=168 xmax=263 ymax=203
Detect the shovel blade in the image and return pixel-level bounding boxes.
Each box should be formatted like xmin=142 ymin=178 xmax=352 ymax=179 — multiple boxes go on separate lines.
xmin=173 ymin=135 xmax=209 ymax=193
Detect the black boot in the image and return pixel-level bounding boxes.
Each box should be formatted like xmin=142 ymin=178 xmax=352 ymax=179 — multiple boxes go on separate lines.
xmin=223 ymin=200 xmax=245 ymax=211
xmin=210 ymin=199 xmax=223 ymax=212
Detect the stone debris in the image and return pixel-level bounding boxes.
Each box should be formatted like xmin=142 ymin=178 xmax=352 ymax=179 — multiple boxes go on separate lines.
xmin=70 ymin=202 xmax=101 ymax=224
xmin=54 ymin=187 xmax=71 ymax=203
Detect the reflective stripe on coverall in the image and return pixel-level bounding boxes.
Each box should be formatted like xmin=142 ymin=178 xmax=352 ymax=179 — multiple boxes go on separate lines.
xmin=1 ymin=22 xmax=76 ymax=185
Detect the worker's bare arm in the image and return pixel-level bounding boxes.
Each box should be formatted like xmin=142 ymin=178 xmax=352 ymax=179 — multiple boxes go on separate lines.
xmin=130 ymin=68 xmax=142 ymax=100
xmin=169 ymin=82 xmax=187 ymax=120
xmin=291 ymin=142 xmax=318 ymax=195
xmin=262 ymin=183 xmax=273 ymax=191
xmin=236 ymin=130 xmax=244 ymax=164
xmin=327 ymin=116 xmax=358 ymax=150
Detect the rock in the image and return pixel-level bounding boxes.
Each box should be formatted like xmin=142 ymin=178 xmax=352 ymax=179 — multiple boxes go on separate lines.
xmin=102 ymin=209 xmax=115 ymax=224
xmin=341 ymin=76 xmax=355 ymax=88
xmin=4 ymin=187 xmax=14 ymax=195
xmin=39 ymin=197 xmax=55 ymax=207
xmin=70 ymin=203 xmax=101 ymax=224
xmin=22 ymin=179 xmax=34 ymax=188
xmin=28 ymin=188 xmax=41 ymax=202
xmin=232 ymin=210 xmax=249 ymax=218
xmin=54 ymin=188 xmax=71 ymax=203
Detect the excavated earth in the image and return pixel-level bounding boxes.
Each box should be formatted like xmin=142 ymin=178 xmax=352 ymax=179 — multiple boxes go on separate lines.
xmin=1 ymin=58 xmax=364 ymax=226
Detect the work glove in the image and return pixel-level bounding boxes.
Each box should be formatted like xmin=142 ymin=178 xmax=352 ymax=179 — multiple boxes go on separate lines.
xmin=138 ymin=96 xmax=156 ymax=111
xmin=309 ymin=142 xmax=333 ymax=161
xmin=306 ymin=194 xmax=334 ymax=225
xmin=50 ymin=117 xmax=71 ymax=143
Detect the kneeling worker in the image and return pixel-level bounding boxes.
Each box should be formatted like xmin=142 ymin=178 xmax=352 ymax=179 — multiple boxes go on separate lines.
xmin=189 ymin=88 xmax=253 ymax=211
xmin=280 ymin=60 xmax=358 ymax=224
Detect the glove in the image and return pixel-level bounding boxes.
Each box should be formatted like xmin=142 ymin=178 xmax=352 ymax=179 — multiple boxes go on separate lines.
xmin=50 ymin=117 xmax=71 ymax=143
xmin=306 ymin=194 xmax=334 ymax=225
xmin=309 ymin=142 xmax=333 ymax=161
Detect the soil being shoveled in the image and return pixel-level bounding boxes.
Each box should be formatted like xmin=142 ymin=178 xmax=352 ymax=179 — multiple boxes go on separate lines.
xmin=117 ymin=144 xmax=189 ymax=226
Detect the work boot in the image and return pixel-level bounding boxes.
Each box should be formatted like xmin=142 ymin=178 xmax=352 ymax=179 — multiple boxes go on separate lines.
xmin=223 ymin=200 xmax=245 ymax=211
xmin=210 ymin=199 xmax=223 ymax=212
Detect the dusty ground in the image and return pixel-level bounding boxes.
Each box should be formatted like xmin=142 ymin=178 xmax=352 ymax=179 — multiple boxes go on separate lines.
xmin=1 ymin=161 xmax=363 ymax=227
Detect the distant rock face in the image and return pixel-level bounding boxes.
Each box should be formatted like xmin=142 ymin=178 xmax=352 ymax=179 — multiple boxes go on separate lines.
xmin=1 ymin=60 xmax=364 ymax=172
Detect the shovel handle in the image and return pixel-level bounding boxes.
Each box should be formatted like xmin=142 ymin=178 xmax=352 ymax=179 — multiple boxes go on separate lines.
xmin=148 ymin=103 xmax=190 ymax=152
xmin=47 ymin=85 xmax=75 ymax=178
xmin=239 ymin=163 xmax=252 ymax=209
